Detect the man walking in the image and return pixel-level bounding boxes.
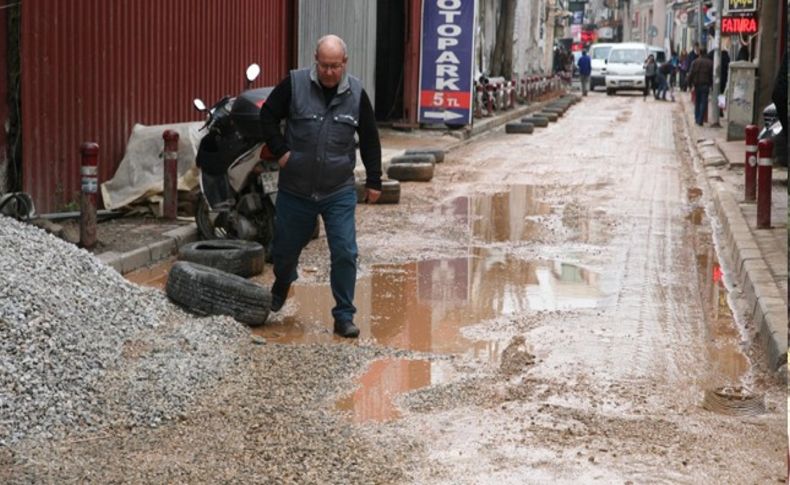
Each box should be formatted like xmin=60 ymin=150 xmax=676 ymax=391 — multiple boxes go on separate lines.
xmin=687 ymin=50 xmax=713 ymax=126
xmin=259 ymin=34 xmax=382 ymax=338
xmin=577 ymin=49 xmax=592 ymax=96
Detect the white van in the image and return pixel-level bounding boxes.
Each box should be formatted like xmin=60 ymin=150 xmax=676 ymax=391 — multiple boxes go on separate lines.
xmin=589 ymin=43 xmax=615 ymax=90
xmin=649 ymin=46 xmax=667 ymax=66
xmin=605 ymin=42 xmax=650 ymax=95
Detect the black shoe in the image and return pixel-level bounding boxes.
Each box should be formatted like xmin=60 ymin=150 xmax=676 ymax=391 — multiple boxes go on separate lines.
xmin=270 ymin=280 xmax=291 ymax=312
xmin=334 ymin=320 xmax=360 ymax=338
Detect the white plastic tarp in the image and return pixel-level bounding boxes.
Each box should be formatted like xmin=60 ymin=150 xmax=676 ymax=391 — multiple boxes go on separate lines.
xmin=101 ymin=122 xmax=204 ymax=210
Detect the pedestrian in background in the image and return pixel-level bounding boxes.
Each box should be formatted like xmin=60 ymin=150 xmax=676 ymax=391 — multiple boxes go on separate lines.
xmin=577 ymin=49 xmax=592 ymax=96
xmin=679 ymin=49 xmax=689 ymax=91
xmin=669 ymin=51 xmax=680 ymax=88
xmin=259 ymin=34 xmax=382 ymax=338
xmin=688 ymin=50 xmax=714 ymax=126
xmin=657 ymin=61 xmax=674 ymax=101
xmin=643 ymin=54 xmax=657 ymax=100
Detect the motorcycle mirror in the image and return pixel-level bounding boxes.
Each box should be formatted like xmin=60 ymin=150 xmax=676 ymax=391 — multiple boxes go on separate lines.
xmin=246 ymin=63 xmax=261 ymax=83
xmin=193 ymin=99 xmax=207 ymax=112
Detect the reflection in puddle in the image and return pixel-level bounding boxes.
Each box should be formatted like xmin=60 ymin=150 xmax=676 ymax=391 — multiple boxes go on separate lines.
xmin=256 ymin=249 xmax=606 ymax=359
xmin=446 ymin=185 xmax=551 ymax=242
xmin=694 ymin=220 xmax=750 ymax=385
xmin=335 ymin=358 xmax=433 ymax=423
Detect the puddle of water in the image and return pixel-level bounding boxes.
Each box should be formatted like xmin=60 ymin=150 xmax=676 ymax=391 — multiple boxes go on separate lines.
xmin=124 ymin=259 xmax=173 ymax=289
xmin=256 ymin=249 xmax=606 ymax=359
xmin=446 ymin=185 xmax=552 ymax=242
xmin=693 ymin=215 xmax=750 ymax=386
xmin=335 ymin=358 xmax=433 ymax=423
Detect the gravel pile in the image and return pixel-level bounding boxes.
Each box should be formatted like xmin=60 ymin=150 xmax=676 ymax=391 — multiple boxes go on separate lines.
xmin=0 ymin=215 xmax=247 ymax=445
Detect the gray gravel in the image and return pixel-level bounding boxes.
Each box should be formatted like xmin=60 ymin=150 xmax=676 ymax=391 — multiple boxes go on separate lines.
xmin=0 ymin=215 xmax=247 ymax=445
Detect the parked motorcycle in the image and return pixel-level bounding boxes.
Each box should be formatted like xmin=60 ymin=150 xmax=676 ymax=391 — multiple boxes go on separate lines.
xmin=758 ymin=103 xmax=787 ymax=166
xmin=192 ymin=64 xmax=278 ymax=248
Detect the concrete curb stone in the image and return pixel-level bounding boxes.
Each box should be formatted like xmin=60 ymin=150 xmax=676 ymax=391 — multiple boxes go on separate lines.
xmin=99 ymin=222 xmax=198 ymax=275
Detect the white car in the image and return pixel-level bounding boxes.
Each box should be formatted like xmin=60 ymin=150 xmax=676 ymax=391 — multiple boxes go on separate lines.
xmin=589 ymin=43 xmax=615 ymax=90
xmin=605 ymin=42 xmax=650 ymax=95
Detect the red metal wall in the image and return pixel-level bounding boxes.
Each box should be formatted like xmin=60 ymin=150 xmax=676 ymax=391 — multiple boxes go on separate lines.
xmin=20 ymin=0 xmax=293 ymax=212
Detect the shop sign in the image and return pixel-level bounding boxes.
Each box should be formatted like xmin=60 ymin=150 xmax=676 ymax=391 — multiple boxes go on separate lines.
xmin=418 ymin=0 xmax=477 ymax=125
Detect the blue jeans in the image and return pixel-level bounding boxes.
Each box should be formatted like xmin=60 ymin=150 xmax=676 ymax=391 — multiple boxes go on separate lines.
xmin=272 ymin=187 xmax=358 ymax=323
xmin=694 ymin=85 xmax=709 ymax=125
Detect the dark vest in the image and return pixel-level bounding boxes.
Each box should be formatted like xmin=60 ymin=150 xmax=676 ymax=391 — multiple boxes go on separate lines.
xmin=280 ymin=67 xmax=362 ymax=199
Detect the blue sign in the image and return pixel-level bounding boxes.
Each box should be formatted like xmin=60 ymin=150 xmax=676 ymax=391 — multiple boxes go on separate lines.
xmin=418 ymin=0 xmax=477 ymax=125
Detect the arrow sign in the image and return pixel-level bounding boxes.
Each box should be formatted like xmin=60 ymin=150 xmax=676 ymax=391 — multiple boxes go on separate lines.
xmin=422 ymin=110 xmax=465 ymax=121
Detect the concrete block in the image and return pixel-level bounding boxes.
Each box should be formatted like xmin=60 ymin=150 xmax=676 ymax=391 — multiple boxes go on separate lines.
xmin=119 ymin=246 xmax=151 ymax=275
xmin=703 ymin=157 xmax=727 ymax=167
xmin=163 ymin=224 xmax=199 ymax=248
xmin=148 ymin=239 xmax=176 ymax=263
xmin=96 ymin=251 xmax=123 ymax=273
xmin=735 ymin=249 xmax=763 ymax=283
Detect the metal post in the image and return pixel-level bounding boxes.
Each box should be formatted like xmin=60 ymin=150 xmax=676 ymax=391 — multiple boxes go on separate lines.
xmin=79 ymin=142 xmax=99 ymax=249
xmin=162 ymin=130 xmax=179 ymax=220
xmin=744 ymin=125 xmax=758 ymax=201
xmin=756 ymin=138 xmax=774 ymax=228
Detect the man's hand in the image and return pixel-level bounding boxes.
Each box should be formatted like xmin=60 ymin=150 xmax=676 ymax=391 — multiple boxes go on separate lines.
xmin=365 ymin=188 xmax=381 ymax=204
xmin=278 ymin=151 xmax=291 ymax=168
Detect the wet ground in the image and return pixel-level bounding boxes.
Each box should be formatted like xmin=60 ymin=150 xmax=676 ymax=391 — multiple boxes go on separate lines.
xmin=121 ymin=91 xmax=785 ymax=482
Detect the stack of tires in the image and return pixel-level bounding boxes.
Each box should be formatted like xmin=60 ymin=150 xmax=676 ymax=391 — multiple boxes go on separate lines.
xmin=505 ymin=94 xmax=578 ymax=135
xmin=165 ymin=240 xmax=271 ymax=326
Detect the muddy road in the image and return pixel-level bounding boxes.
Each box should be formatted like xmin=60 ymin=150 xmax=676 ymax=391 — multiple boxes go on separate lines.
xmin=13 ymin=92 xmax=785 ymax=483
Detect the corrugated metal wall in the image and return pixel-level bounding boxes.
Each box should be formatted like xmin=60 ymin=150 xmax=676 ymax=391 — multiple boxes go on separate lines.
xmin=297 ymin=0 xmax=377 ymax=106
xmin=20 ymin=0 xmax=293 ymax=212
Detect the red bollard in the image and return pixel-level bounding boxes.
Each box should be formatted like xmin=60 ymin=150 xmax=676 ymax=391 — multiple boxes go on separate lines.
xmin=162 ymin=130 xmax=179 ymax=220
xmin=744 ymin=125 xmax=759 ymax=201
xmin=485 ymin=84 xmax=495 ymax=116
xmin=79 ymin=142 xmax=99 ymax=249
xmin=756 ymin=138 xmax=774 ymax=229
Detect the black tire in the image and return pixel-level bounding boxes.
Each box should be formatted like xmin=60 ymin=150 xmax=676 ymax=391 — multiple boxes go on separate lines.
xmin=521 ymin=116 xmax=549 ymax=127
xmin=539 ymin=112 xmax=559 ymax=121
xmin=378 ymin=179 xmax=401 ymax=204
xmin=606 ymin=88 xmax=615 ymax=96
xmin=543 ymin=107 xmax=564 ymax=115
xmin=179 ymin=240 xmax=265 ymax=278
xmin=390 ymin=154 xmax=436 ymax=165
xmin=355 ymin=179 xmax=401 ymax=204
xmin=505 ymin=122 xmax=534 ymax=134
xmin=387 ymin=162 xmax=434 ymax=182
xmin=404 ymin=148 xmax=445 ymax=163
xmin=166 ymin=261 xmax=271 ymax=326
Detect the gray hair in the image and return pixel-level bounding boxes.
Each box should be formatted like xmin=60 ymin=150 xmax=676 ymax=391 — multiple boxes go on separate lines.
xmin=316 ymin=35 xmax=347 ymax=57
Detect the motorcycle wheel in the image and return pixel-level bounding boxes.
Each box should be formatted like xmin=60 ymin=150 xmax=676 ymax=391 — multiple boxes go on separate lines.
xmin=195 ymin=197 xmax=231 ymax=240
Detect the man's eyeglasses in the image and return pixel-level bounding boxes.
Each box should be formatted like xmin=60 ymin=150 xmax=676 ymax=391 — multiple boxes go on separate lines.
xmin=317 ymin=62 xmax=345 ymax=71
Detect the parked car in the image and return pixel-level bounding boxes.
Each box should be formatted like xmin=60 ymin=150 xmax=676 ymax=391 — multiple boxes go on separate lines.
xmin=605 ymin=42 xmax=650 ymax=95
xmin=590 ymin=43 xmax=615 ymax=90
